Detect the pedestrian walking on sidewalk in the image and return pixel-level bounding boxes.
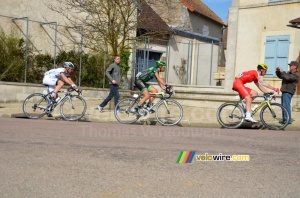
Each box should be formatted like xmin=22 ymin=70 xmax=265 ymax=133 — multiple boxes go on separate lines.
xmin=98 ymin=55 xmax=121 ymax=112
xmin=276 ymin=61 xmax=299 ymax=124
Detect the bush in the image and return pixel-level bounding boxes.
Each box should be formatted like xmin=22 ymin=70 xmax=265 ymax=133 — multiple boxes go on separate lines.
xmin=0 ymin=28 xmax=132 ymax=88
xmin=0 ymin=27 xmax=26 ymax=82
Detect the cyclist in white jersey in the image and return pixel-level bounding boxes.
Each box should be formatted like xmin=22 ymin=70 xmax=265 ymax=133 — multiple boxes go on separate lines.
xmin=43 ymin=62 xmax=78 ymax=101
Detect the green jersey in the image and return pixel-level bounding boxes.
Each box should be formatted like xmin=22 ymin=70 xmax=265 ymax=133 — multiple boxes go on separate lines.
xmin=136 ymin=67 xmax=158 ymax=82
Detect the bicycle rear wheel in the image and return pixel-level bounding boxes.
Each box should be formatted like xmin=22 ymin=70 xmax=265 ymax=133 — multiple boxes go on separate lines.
xmin=23 ymin=93 xmax=49 ymax=119
xmin=216 ymin=103 xmax=244 ymax=129
xmin=114 ymin=98 xmax=139 ymax=124
xmin=260 ymin=103 xmax=289 ymax=130
xmin=155 ymin=99 xmax=183 ymax=126
xmin=60 ymin=95 xmax=87 ymax=121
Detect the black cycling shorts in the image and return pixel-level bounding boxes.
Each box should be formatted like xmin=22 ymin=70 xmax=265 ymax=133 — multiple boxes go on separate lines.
xmin=134 ymin=78 xmax=151 ymax=92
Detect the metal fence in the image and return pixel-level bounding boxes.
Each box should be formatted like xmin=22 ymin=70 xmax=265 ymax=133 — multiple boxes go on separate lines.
xmin=1 ymin=14 xmax=225 ymax=89
xmin=130 ymin=36 xmax=226 ymax=88
xmin=0 ymin=14 xmax=84 ymax=84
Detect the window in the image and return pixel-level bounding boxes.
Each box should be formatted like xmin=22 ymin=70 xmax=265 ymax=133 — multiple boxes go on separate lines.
xmin=202 ymin=25 xmax=209 ymax=36
xmin=264 ymin=35 xmax=290 ymax=76
xmin=136 ymin=50 xmax=163 ymax=82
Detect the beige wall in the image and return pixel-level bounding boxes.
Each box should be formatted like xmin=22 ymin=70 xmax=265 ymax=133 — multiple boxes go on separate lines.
xmin=189 ymin=12 xmax=223 ymax=41
xmin=147 ymin=0 xmax=189 ymax=28
xmin=239 ymin=0 xmax=268 ymax=6
xmin=0 ymin=0 xmax=136 ymax=55
xmin=167 ymin=36 xmax=219 ymax=86
xmin=147 ymin=0 xmax=223 ymax=41
xmin=226 ymin=0 xmax=300 ymax=91
xmin=0 ymin=0 xmax=78 ymax=56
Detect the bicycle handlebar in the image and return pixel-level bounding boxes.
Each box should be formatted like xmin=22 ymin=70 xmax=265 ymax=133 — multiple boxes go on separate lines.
xmin=147 ymin=85 xmax=174 ymax=99
xmin=262 ymin=92 xmax=276 ymax=101
xmin=66 ymin=86 xmax=82 ymax=95
xmin=164 ymin=84 xmax=174 ymax=98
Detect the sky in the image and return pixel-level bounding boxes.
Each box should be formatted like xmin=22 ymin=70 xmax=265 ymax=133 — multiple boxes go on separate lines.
xmin=201 ymin=0 xmax=232 ymax=22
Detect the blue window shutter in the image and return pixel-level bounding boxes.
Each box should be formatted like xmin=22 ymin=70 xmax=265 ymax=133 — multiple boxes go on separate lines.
xmin=264 ymin=35 xmax=290 ymax=76
xmin=276 ymin=36 xmax=290 ymax=70
xmin=265 ymin=36 xmax=276 ymax=76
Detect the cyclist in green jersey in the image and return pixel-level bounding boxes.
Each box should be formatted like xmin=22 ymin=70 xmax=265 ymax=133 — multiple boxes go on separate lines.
xmin=134 ymin=60 xmax=168 ymax=112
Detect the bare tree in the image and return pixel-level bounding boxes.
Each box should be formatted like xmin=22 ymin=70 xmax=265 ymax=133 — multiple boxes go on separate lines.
xmin=45 ymin=0 xmax=138 ymax=55
xmin=44 ymin=0 xmax=184 ymax=54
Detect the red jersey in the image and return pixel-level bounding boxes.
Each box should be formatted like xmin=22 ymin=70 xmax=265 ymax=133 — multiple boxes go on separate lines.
xmin=235 ymin=70 xmax=259 ymax=84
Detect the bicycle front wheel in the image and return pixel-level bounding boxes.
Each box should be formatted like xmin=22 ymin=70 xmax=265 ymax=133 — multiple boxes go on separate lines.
xmin=114 ymin=98 xmax=139 ymax=124
xmin=60 ymin=95 xmax=87 ymax=121
xmin=260 ymin=103 xmax=289 ymax=130
xmin=216 ymin=103 xmax=244 ymax=129
xmin=23 ymin=93 xmax=49 ymax=119
xmin=155 ymin=99 xmax=183 ymax=126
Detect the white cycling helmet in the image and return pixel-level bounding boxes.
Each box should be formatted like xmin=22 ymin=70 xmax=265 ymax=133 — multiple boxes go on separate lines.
xmin=64 ymin=62 xmax=75 ymax=69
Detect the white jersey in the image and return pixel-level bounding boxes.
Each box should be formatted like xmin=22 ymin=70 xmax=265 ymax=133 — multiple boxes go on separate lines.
xmin=44 ymin=68 xmax=66 ymax=80
xmin=43 ymin=67 xmax=69 ymax=92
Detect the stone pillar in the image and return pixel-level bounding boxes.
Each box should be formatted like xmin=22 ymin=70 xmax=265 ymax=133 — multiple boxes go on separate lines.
xmin=224 ymin=0 xmax=239 ymax=92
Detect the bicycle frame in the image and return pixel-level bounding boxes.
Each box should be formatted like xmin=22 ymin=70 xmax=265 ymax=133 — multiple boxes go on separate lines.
xmin=251 ymin=100 xmax=270 ymax=116
xmin=234 ymin=93 xmax=275 ymax=117
xmin=134 ymin=90 xmax=171 ymax=111
xmin=115 ymin=85 xmax=182 ymax=126
xmin=23 ymin=86 xmax=86 ymax=121
xmin=52 ymin=91 xmax=72 ymax=107
xmin=251 ymin=94 xmax=276 ymax=117
xmin=43 ymin=88 xmax=81 ymax=112
xmin=217 ymin=92 xmax=289 ymax=130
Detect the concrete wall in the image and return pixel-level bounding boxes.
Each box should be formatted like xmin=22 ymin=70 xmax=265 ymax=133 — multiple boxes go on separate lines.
xmin=166 ymin=36 xmax=219 ymax=86
xmin=5 ymin=81 xmax=300 ymax=110
xmin=189 ymin=12 xmax=223 ymax=40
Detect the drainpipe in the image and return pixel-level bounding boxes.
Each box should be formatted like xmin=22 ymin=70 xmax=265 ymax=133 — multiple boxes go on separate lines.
xmin=210 ymin=40 xmax=214 ymax=85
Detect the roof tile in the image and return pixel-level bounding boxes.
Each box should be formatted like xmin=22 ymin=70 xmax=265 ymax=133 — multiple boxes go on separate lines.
xmin=137 ymin=0 xmax=170 ymax=32
xmin=289 ymin=17 xmax=300 ymax=23
xmin=180 ymin=0 xmax=226 ymax=25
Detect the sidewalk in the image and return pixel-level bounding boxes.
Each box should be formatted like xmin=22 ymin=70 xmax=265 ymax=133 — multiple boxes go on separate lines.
xmin=1 ymin=98 xmax=300 ymax=130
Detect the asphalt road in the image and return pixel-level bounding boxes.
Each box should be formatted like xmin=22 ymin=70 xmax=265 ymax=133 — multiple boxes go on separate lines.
xmin=0 ymin=117 xmax=299 ymax=197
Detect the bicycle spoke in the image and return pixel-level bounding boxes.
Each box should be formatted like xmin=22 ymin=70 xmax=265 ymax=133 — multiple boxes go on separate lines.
xmin=217 ymin=103 xmax=244 ymax=129
xmin=23 ymin=93 xmax=48 ymax=119
xmin=260 ymin=103 xmax=289 ymax=130
xmin=155 ymin=99 xmax=183 ymax=126
xmin=60 ymin=96 xmax=87 ymax=121
xmin=114 ymin=98 xmax=139 ymax=124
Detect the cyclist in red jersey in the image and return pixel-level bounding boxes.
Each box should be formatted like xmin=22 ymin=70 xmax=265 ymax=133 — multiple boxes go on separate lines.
xmin=232 ymin=63 xmax=279 ymax=122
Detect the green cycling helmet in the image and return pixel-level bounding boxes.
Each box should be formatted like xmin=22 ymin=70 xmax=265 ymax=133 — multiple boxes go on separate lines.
xmin=156 ymin=60 xmax=166 ymax=67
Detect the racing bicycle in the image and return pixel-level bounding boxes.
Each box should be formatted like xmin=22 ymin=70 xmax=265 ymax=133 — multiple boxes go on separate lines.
xmin=114 ymin=85 xmax=183 ymax=126
xmin=23 ymin=87 xmax=87 ymax=121
xmin=216 ymin=92 xmax=289 ymax=130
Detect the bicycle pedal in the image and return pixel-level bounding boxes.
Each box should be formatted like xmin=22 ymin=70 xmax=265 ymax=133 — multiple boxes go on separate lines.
xmin=149 ymin=109 xmax=155 ymax=114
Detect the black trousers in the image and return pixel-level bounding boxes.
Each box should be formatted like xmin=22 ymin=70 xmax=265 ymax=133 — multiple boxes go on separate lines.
xmin=99 ymin=84 xmax=119 ymax=108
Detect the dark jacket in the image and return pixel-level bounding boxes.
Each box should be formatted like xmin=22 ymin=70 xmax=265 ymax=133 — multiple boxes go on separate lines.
xmin=276 ymin=70 xmax=299 ymax=95
xmin=106 ymin=62 xmax=121 ymax=85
